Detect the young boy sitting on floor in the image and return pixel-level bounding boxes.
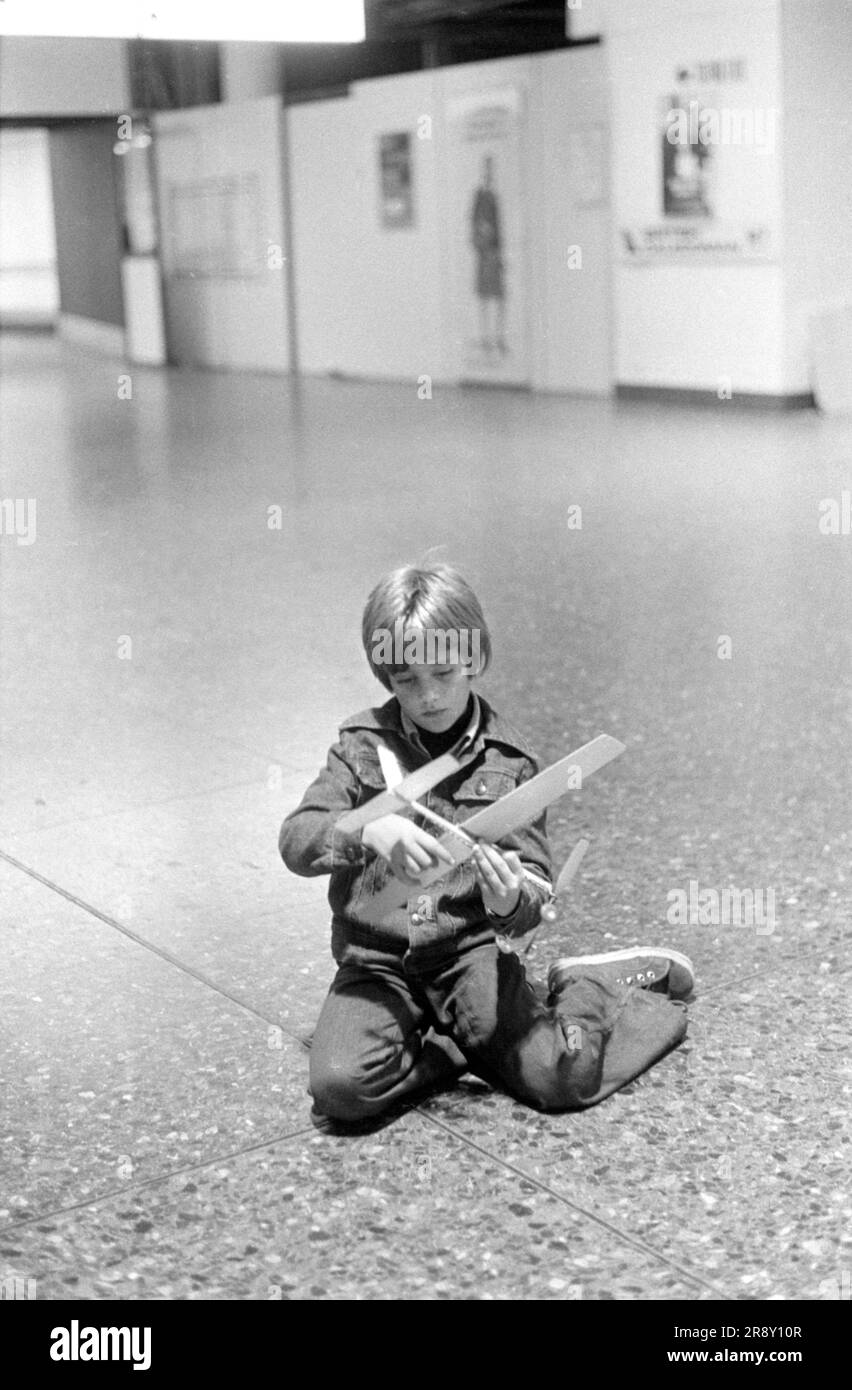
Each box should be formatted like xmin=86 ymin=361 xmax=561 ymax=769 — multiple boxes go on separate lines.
xmin=279 ymin=563 xmax=693 ymax=1127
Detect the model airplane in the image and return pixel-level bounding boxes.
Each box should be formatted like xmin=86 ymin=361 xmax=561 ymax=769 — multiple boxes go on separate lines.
xmin=335 ymin=748 xmax=465 ymax=834
xmin=337 ymin=733 xmax=626 ymax=925
xmin=495 ymin=836 xmax=589 ymax=956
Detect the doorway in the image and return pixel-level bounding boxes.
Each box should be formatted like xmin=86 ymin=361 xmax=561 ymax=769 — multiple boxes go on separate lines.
xmin=0 ymin=127 xmax=59 ymax=328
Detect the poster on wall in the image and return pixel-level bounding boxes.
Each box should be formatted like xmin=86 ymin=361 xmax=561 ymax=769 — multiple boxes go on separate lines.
xmin=165 ymin=174 xmax=263 ymax=278
xmin=621 ymin=57 xmax=777 ymax=263
xmin=378 ymin=132 xmax=414 ymax=229
xmin=446 ymin=88 xmax=528 ymax=384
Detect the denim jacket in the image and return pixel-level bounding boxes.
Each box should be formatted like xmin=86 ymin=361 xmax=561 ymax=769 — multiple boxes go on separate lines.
xmin=278 ymin=692 xmax=553 ymax=950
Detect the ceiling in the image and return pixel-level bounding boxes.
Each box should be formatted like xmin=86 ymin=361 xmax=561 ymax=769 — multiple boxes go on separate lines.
xmin=367 ymin=1 xmax=561 ymax=31
xmin=278 ymin=0 xmax=592 ymax=100
xmin=366 ymin=0 xmax=577 ymax=46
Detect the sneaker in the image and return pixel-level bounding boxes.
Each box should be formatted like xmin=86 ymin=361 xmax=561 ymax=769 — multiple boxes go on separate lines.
xmin=548 ymin=947 xmax=695 ymax=1002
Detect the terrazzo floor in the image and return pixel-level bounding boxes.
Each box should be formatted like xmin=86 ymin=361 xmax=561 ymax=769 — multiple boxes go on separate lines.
xmin=1 ymin=332 xmax=849 ymax=1301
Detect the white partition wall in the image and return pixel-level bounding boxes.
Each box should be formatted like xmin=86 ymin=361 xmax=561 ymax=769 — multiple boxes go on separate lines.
xmin=288 ymin=47 xmax=613 ymax=394
xmin=780 ymin=0 xmax=852 ymax=395
xmin=603 ymin=0 xmax=797 ymax=399
xmin=529 ymin=48 xmax=612 ymax=394
xmin=288 ymin=70 xmax=445 ymax=383
xmin=153 ymin=95 xmax=290 ymax=371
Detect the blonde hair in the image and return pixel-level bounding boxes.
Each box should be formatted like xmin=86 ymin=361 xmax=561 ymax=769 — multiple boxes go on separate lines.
xmin=362 ymin=563 xmax=492 ymax=690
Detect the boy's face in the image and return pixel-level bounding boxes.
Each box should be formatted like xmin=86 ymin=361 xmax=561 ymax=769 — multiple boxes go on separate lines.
xmin=388 ymin=662 xmax=472 ymax=734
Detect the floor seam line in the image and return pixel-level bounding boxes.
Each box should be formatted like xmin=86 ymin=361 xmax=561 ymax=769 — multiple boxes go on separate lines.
xmin=700 ymin=950 xmax=851 ymax=997
xmin=0 ymin=848 xmax=308 ymax=1042
xmin=0 ymin=1126 xmax=317 ymax=1237
xmin=416 ymin=1109 xmax=731 ymax=1300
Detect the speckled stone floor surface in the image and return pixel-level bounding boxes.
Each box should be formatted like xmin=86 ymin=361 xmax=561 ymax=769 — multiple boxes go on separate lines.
xmin=1 ymin=333 xmax=849 ymax=1300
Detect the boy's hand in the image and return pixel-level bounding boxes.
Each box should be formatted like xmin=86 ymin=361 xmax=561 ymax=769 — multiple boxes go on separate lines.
xmin=361 ymin=813 xmax=455 ymax=887
xmin=472 ymin=843 xmax=523 ymax=918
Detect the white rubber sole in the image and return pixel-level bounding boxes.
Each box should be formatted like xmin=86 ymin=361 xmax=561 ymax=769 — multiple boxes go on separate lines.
xmin=552 ymin=946 xmax=695 ymax=975
xmin=549 ymin=945 xmax=696 ymax=1000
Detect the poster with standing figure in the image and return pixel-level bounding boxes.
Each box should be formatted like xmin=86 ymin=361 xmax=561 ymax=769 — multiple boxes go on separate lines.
xmin=447 ymin=88 xmax=528 ymax=384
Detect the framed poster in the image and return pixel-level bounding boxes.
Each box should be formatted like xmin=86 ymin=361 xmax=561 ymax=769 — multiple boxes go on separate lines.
xmin=621 ymin=57 xmax=778 ymax=263
xmin=446 ymin=87 xmax=529 ymax=385
xmin=165 ymin=174 xmax=263 ymax=279
xmin=378 ymin=132 xmax=414 ymax=229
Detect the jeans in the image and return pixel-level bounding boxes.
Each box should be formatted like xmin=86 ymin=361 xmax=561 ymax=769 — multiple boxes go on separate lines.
xmin=309 ymin=924 xmax=688 ymax=1121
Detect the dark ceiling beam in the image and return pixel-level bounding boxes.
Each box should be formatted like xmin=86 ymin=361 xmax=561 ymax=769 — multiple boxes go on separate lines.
xmin=366 ymin=0 xmax=526 ymax=37
xmin=366 ymin=0 xmax=571 ymax=43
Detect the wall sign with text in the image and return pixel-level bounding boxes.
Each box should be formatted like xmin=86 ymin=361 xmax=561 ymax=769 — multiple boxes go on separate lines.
xmin=622 ymin=55 xmax=779 ymax=264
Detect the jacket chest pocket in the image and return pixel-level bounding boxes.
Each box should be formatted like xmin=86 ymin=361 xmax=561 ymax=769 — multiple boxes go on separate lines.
xmin=449 ymin=766 xmax=518 ymax=813
xmin=354 ymin=754 xmax=388 ymax=796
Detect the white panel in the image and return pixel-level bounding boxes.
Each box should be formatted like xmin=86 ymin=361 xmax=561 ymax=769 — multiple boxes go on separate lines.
xmin=615 ymin=265 xmax=787 ymax=392
xmin=154 ymin=96 xmax=289 ymax=372
xmin=606 ymin=0 xmax=787 ymax=392
xmin=121 ymin=256 xmax=167 ymax=365
xmin=531 ymin=48 xmax=612 ymax=394
xmin=780 ymin=0 xmax=852 ymax=393
xmin=289 ymin=69 xmax=445 ymax=382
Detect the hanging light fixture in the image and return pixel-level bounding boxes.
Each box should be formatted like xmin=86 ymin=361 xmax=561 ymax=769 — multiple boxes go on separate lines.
xmin=0 ymin=1 xmax=365 ymax=43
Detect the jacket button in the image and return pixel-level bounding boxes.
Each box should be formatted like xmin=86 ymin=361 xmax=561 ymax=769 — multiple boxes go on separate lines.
xmin=475 ymin=779 xmax=488 ymax=795
xmin=410 ymin=912 xmax=423 ymax=925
